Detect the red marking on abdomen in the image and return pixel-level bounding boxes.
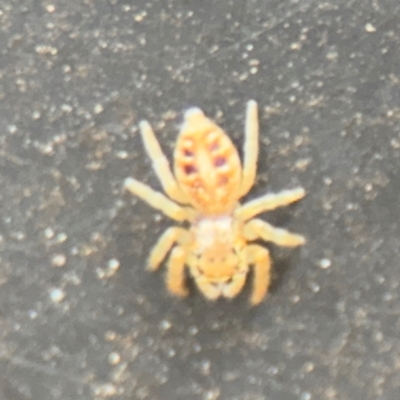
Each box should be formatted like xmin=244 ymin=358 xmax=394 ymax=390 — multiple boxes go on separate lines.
xmin=183 ymin=164 xmax=197 ymax=175
xmin=214 ymin=156 xmax=227 ymax=167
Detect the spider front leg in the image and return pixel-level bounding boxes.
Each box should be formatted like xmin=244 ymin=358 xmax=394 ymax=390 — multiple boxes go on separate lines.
xmin=124 ymin=178 xmax=196 ymax=222
xmin=236 ymin=188 xmax=305 ymax=221
xmin=148 ymin=227 xmax=191 ymax=271
xmin=239 ymin=100 xmax=259 ymax=197
xmin=244 ymin=218 xmax=306 ymax=247
xmin=166 ymin=246 xmax=189 ymax=297
xmin=139 ymin=120 xmax=189 ymax=204
xmin=245 ymin=244 xmax=272 ymax=306
xmin=191 ymin=275 xmax=220 ymax=301
xmin=188 ymin=259 xmax=220 ymax=301
xmin=222 ymin=272 xmax=247 ymax=299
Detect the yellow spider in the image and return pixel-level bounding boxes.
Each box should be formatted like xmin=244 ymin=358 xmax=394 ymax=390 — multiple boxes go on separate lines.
xmin=124 ymin=100 xmax=306 ymax=306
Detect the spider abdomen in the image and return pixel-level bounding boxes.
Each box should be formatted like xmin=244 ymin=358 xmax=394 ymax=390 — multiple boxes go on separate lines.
xmin=174 ymin=108 xmax=242 ymax=214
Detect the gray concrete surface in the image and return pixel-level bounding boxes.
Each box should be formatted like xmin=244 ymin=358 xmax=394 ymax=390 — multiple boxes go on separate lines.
xmin=1 ymin=0 xmax=400 ymax=399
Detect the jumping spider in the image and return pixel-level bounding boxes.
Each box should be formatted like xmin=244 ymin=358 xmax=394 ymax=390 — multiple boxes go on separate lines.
xmin=124 ymin=100 xmax=306 ymax=305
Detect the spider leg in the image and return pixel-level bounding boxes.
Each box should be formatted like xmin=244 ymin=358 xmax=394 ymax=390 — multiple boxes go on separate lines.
xmin=186 ymin=259 xmax=219 ymax=301
xmin=245 ymin=244 xmax=272 ymax=306
xmin=139 ymin=120 xmax=190 ymax=204
xmin=222 ymin=272 xmax=247 ymax=299
xmin=124 ymin=177 xmax=196 ymax=221
xmin=244 ymin=218 xmax=306 ymax=247
xmin=166 ymin=246 xmax=189 ymax=297
xmin=193 ymin=276 xmax=221 ymax=301
xmin=236 ymin=188 xmax=305 ymax=221
xmin=148 ymin=227 xmax=191 ymax=271
xmin=239 ymin=100 xmax=259 ymax=197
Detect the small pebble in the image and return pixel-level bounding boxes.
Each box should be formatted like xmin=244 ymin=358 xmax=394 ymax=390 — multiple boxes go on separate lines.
xmin=49 ymin=288 xmax=65 ymax=303
xmin=303 ymin=362 xmax=314 ymax=372
xmin=291 ymin=42 xmax=301 ymax=50
xmin=93 ymin=383 xmax=117 ymax=397
xmin=188 ymin=325 xmax=199 ymax=335
xmin=8 ymin=124 xmax=17 ymax=134
xmin=46 ymin=4 xmax=56 ymax=13
xmin=326 ymin=51 xmax=338 ymax=61
xmin=108 ymin=352 xmax=121 ymax=365
xmin=319 ymin=258 xmax=332 ymax=269
xmin=200 ymin=359 xmax=211 ymax=375
xmin=159 ymin=320 xmax=172 ymax=331
xmin=267 ymin=366 xmax=278 ymax=376
xmin=309 ymin=281 xmax=321 ymax=293
xmin=44 ymin=227 xmax=54 ymax=239
xmin=93 ymin=104 xmax=104 ymax=114
xmin=193 ymin=343 xmax=202 ymax=353
xmin=61 ymin=103 xmax=73 ymax=113
xmin=290 ymin=294 xmax=300 ymax=304
xmin=56 ymin=232 xmax=68 ymax=243
xmin=204 ymin=388 xmax=220 ymax=400
xmin=51 ymin=254 xmax=66 ymax=268
xmin=96 ymin=268 xmax=106 ymax=279
xmin=107 ymin=258 xmax=120 ymax=274
xmin=365 ymin=23 xmax=376 ymax=33
xmin=104 ymin=331 xmax=117 ymax=341
xmin=116 ymin=150 xmax=128 ymax=159
xmin=32 ymin=110 xmax=41 ymax=119
xmin=300 ymin=392 xmax=312 ymax=400
xmin=167 ymin=348 xmax=176 ymax=357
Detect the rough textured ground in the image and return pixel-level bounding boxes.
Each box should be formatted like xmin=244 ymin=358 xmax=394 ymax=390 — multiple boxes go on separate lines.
xmin=1 ymin=1 xmax=400 ymax=399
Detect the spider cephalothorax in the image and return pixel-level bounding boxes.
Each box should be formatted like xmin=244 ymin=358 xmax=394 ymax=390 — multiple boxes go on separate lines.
xmin=124 ymin=101 xmax=305 ymax=305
